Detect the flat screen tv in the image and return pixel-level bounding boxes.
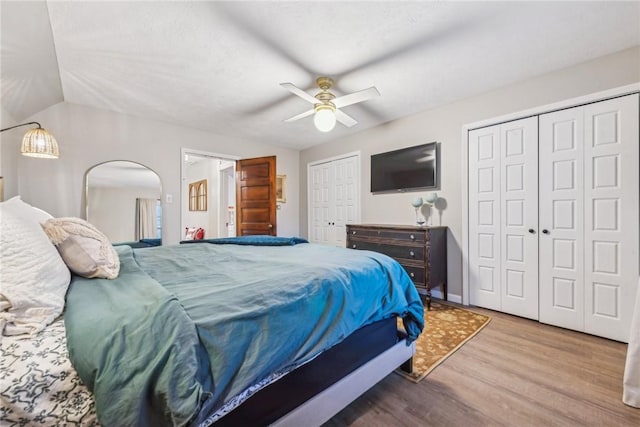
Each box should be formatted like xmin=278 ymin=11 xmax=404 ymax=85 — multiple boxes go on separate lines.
xmin=371 ymin=142 xmax=438 ymax=193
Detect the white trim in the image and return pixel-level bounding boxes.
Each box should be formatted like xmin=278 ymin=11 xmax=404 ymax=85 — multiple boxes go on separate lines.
xmin=181 ymin=148 xmax=239 ymax=239
xmin=181 ymin=147 xmax=241 ymax=162
xmin=464 ymin=83 xmax=640 ymax=131
xmin=307 ymin=150 xmax=361 ymax=167
xmin=461 ymin=124 xmax=470 ymax=306
xmin=271 ymin=339 xmax=415 ymax=427
xmin=460 ymin=83 xmax=640 ymax=308
xmin=307 ymin=151 xmax=362 ymax=242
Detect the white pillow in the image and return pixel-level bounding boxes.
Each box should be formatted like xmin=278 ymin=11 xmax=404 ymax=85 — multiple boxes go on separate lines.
xmin=2 ymin=195 xmax=53 ymax=224
xmin=41 ymin=217 xmax=120 ymax=279
xmin=0 ymin=201 xmax=71 ymax=336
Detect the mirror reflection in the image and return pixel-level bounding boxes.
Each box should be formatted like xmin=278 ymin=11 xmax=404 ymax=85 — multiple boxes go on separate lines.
xmin=86 ymin=161 xmax=162 ymax=247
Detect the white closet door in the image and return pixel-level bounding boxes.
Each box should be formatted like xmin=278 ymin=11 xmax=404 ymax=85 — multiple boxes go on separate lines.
xmin=583 ymin=94 xmax=639 ymax=341
xmin=309 ymin=162 xmax=333 ymax=244
xmin=500 ymin=117 xmax=539 ymax=320
xmin=469 ymin=125 xmax=502 ymax=310
xmin=539 ymin=107 xmax=585 ymax=331
xmin=333 ymin=156 xmax=359 ymax=248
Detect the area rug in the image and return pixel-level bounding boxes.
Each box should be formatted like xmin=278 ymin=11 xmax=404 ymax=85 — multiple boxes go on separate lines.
xmin=396 ymin=301 xmax=491 ymax=383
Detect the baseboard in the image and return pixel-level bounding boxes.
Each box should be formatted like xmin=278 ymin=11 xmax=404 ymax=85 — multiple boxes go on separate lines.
xmin=416 ymin=289 xmax=462 ymax=304
xmin=429 ymin=289 xmax=462 ymax=304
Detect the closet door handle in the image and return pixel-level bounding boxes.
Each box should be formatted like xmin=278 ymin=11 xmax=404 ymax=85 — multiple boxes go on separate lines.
xmin=542 ymin=229 xmax=550 ymax=235
xmin=528 ymin=229 xmax=535 ymax=234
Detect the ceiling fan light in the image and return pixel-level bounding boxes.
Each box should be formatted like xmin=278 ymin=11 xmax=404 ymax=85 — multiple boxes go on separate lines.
xmin=314 ymin=106 xmax=336 ymax=132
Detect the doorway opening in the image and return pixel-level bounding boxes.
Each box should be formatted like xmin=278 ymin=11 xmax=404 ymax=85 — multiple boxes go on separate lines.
xmin=181 ymin=149 xmax=238 ymax=241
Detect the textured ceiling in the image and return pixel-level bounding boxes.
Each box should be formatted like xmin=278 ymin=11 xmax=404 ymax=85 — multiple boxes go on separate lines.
xmin=1 ymin=1 xmax=639 ymax=149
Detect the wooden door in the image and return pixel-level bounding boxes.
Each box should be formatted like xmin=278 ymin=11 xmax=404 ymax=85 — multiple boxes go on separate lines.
xmin=468 ymin=124 xmax=502 ymax=311
xmin=539 ymin=106 xmax=585 ymax=332
xmin=583 ymin=94 xmax=639 ymax=341
xmin=236 ymin=156 xmax=276 ymax=236
xmin=499 ymin=117 xmax=539 ymax=320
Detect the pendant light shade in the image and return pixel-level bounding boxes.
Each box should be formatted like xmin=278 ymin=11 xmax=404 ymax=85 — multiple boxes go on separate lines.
xmin=1 ymin=122 xmax=59 ymax=159
xmin=21 ymin=127 xmax=59 ymax=158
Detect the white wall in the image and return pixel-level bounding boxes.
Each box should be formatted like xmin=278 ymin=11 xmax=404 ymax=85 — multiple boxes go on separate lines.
xmin=4 ymin=102 xmax=300 ymax=244
xmin=0 ymin=106 xmax=19 ymax=196
xmin=88 ymin=186 xmax=160 ymax=243
xmin=182 ymin=158 xmax=217 ymax=239
xmin=299 ymin=46 xmax=640 ymax=301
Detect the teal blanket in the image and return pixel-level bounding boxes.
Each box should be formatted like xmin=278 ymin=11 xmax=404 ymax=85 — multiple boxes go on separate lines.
xmin=64 ymin=243 xmax=424 ymax=426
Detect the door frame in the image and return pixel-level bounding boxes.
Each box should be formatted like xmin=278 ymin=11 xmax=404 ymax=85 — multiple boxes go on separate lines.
xmin=307 ymin=151 xmax=362 ymax=242
xmin=461 ymin=83 xmax=640 ymax=306
xmin=180 ymin=148 xmax=239 ymax=240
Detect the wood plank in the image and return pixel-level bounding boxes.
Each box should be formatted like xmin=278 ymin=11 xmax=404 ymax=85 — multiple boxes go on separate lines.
xmin=324 ymin=304 xmax=640 ymax=426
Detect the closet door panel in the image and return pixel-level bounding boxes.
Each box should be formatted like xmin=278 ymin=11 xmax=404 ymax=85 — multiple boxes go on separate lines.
xmin=469 ymin=125 xmax=502 ymax=310
xmin=583 ymin=94 xmax=639 ymax=341
xmin=539 ymin=107 xmax=585 ymax=331
xmin=333 ymin=156 xmax=359 ymax=248
xmin=500 ymin=117 xmax=539 ymax=320
xmin=309 ymin=162 xmax=334 ymax=244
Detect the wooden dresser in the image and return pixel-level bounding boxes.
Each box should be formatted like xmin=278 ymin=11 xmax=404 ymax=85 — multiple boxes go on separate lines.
xmin=346 ymin=224 xmax=447 ymax=309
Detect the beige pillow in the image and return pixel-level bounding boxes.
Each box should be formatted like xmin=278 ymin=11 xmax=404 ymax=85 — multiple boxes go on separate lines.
xmin=41 ymin=217 xmax=120 ymax=279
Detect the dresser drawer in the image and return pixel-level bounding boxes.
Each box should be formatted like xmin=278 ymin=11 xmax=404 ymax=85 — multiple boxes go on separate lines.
xmin=401 ymin=264 xmax=427 ymax=287
xmin=347 ymin=240 xmax=424 ymax=261
xmin=347 ymin=227 xmax=426 ymax=243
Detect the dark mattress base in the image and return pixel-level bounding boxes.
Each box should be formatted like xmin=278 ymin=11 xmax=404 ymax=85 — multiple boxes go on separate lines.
xmin=214 ymin=316 xmax=399 ymax=426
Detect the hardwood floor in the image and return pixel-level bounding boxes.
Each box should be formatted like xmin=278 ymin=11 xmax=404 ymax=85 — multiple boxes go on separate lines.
xmin=324 ymin=304 xmax=640 ymax=426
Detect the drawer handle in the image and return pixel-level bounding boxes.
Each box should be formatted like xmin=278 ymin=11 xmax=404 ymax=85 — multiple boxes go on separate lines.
xmin=409 ymin=251 xmax=415 ymax=257
xmin=410 ymin=234 xmax=415 ymax=240
xmin=352 ymin=244 xmax=357 ymax=249
xmin=352 ymin=230 xmax=356 ymax=235
xmin=410 ymin=272 xmax=415 ymax=278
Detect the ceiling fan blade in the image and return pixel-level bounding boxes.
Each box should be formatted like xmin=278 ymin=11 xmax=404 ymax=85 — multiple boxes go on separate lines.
xmin=284 ymin=109 xmax=314 ymax=122
xmin=280 ymin=83 xmax=318 ymax=105
xmin=335 ymin=109 xmax=358 ymax=128
xmin=333 ymin=87 xmax=380 ymax=109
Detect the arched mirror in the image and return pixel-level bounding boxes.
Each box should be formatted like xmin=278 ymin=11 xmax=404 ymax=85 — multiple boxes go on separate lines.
xmin=85 ymin=161 xmax=162 ymax=247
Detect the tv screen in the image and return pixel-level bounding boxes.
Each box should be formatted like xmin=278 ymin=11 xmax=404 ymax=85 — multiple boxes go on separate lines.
xmin=371 ymin=142 xmax=438 ymax=193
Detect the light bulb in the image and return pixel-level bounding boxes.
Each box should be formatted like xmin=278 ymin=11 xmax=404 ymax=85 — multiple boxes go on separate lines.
xmin=425 ymin=193 xmax=438 ymax=204
xmin=314 ymin=107 xmax=336 ymax=132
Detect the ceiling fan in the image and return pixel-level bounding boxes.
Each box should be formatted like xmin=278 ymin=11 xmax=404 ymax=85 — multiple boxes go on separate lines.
xmin=281 ymin=77 xmax=380 ymax=132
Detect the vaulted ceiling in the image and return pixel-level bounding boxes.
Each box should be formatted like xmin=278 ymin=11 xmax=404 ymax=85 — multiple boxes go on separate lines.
xmin=2 ymin=1 xmax=639 ymax=150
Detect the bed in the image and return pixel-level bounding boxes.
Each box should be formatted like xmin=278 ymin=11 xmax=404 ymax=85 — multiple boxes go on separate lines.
xmin=1 ymin=210 xmax=424 ymax=426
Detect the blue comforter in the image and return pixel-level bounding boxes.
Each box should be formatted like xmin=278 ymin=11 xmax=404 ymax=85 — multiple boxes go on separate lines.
xmin=64 ymin=242 xmax=424 ymax=426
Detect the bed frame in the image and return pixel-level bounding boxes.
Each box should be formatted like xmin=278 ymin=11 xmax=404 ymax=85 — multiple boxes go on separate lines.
xmin=209 ymin=317 xmax=415 ymax=426
xmin=273 ymin=338 xmax=415 ymax=427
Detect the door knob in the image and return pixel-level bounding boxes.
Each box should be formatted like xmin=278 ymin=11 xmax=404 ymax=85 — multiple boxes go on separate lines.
xmin=542 ymin=229 xmax=549 ymax=234
xmin=268 ymin=224 xmax=273 ymax=228
xmin=528 ymin=229 xmax=535 ymax=234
